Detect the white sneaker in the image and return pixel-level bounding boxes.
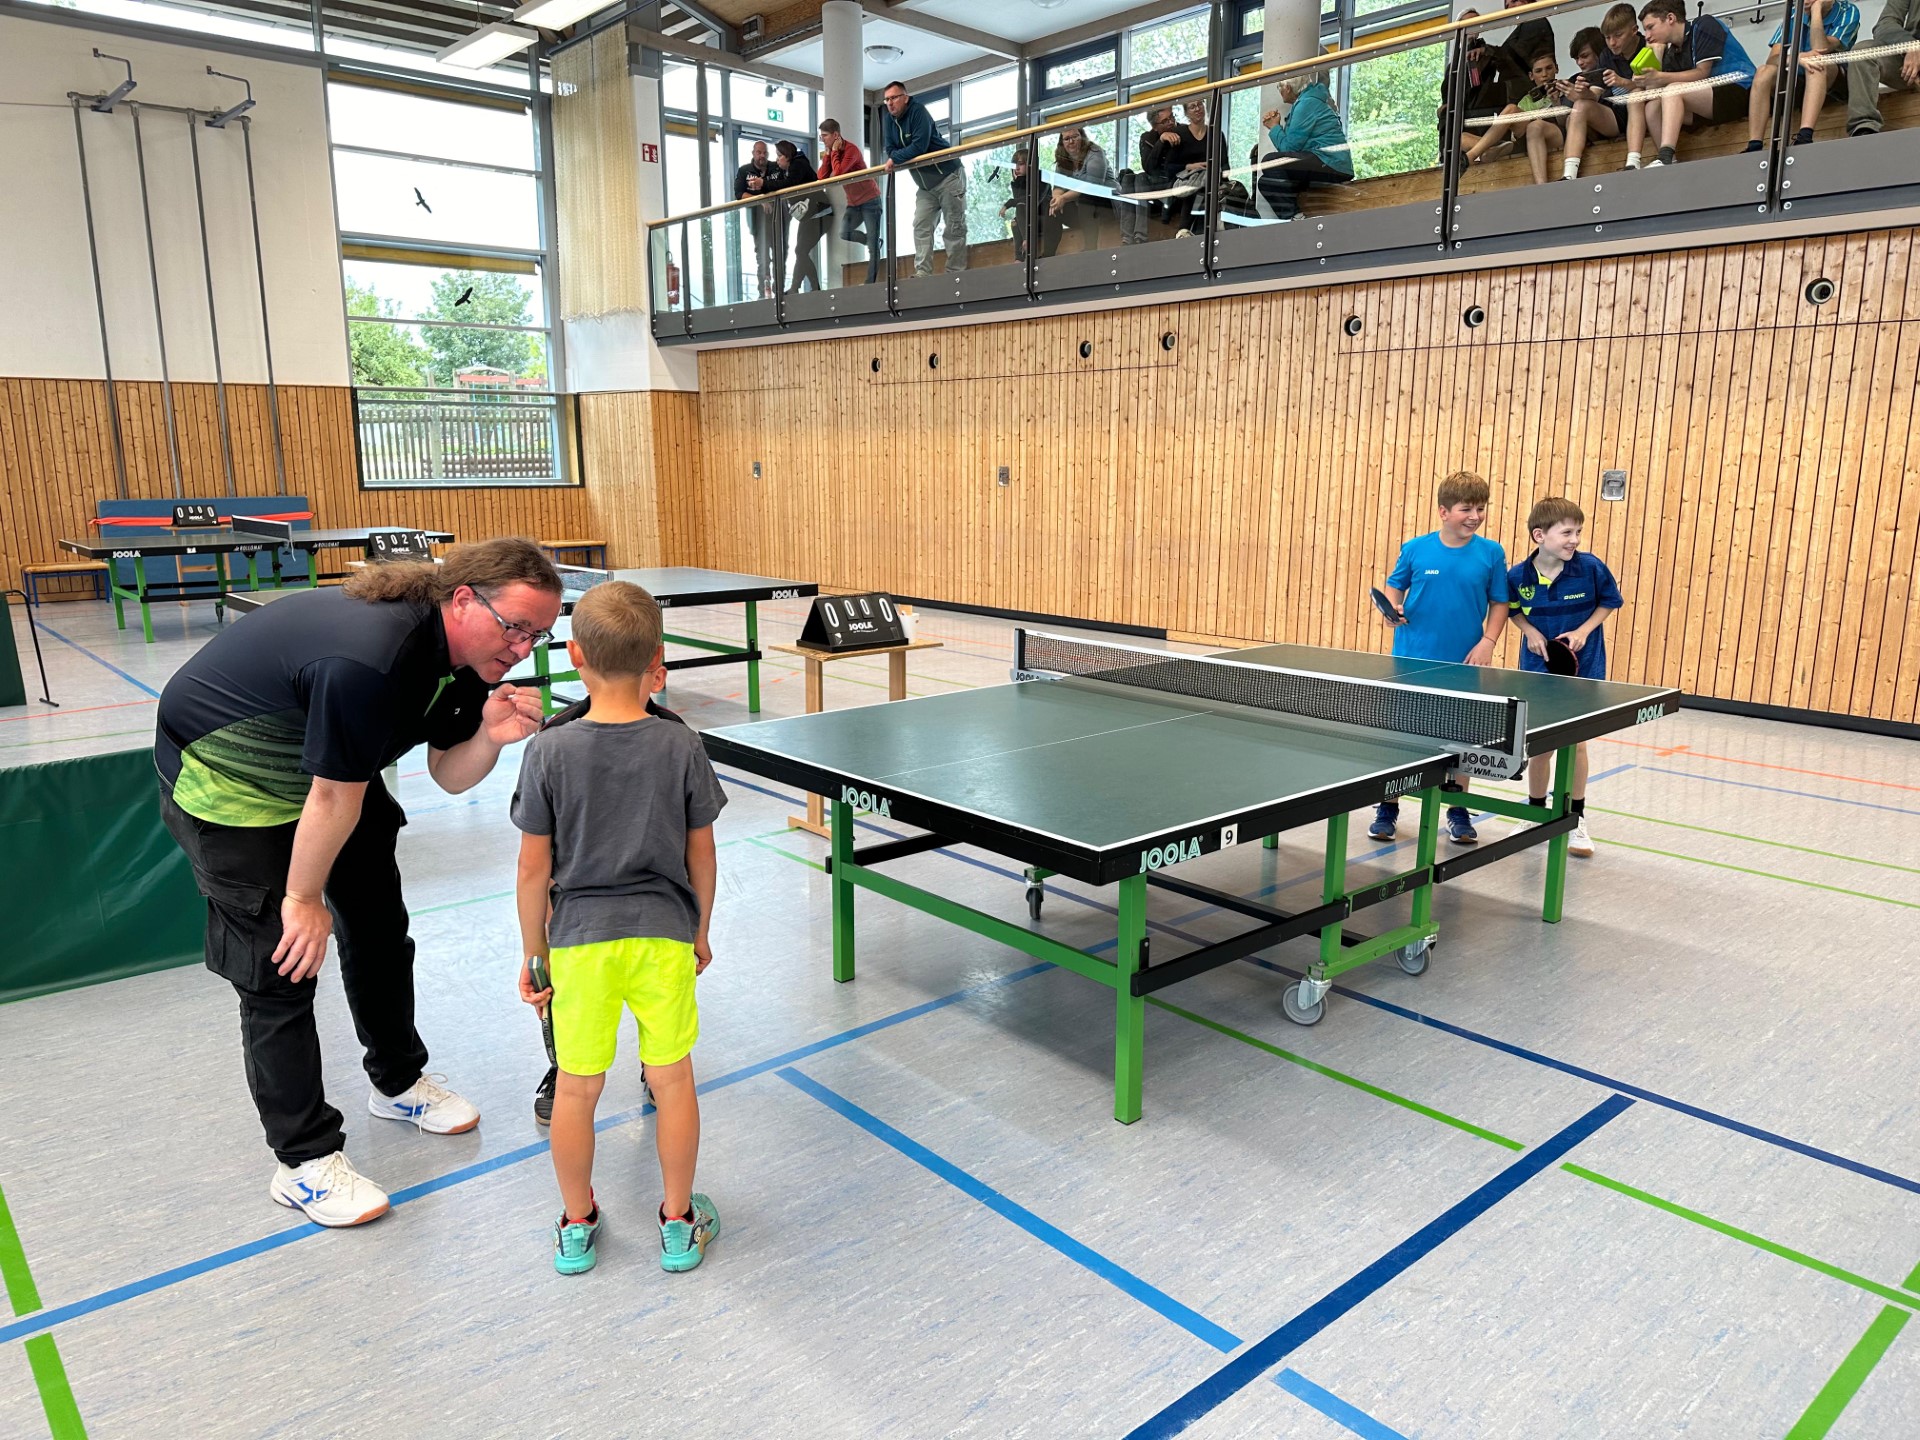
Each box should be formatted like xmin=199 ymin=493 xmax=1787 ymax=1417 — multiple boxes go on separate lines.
xmin=1568 ymin=816 xmax=1594 ymax=858
xmin=270 ymin=1151 xmax=390 ymax=1228
xmin=369 ymin=1074 xmax=480 ymax=1134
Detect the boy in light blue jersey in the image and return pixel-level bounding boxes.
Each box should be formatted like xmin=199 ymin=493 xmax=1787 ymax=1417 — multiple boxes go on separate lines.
xmin=1373 ymin=470 xmax=1510 ymax=845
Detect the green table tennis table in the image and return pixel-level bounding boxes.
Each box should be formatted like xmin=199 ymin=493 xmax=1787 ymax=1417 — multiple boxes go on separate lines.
xmin=527 ymin=565 xmax=818 ymax=715
xmin=704 ymin=630 xmax=1680 ymax=1123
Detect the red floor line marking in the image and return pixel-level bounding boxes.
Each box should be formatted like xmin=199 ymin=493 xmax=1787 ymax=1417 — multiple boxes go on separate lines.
xmin=0 ymin=698 xmax=157 ymax=724
xmin=1596 ymin=736 xmax=1920 ymax=792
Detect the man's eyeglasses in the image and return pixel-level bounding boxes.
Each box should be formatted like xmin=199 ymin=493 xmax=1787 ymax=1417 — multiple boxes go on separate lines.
xmin=472 ymin=589 xmax=554 ymax=649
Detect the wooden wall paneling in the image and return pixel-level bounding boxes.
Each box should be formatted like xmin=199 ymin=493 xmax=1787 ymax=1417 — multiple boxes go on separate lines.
xmin=1883 ymin=324 xmax=1920 ymax=722
xmin=1833 ymin=318 xmax=1905 ymax=716
xmin=1778 ymin=304 xmax=1847 ymax=711
xmin=1717 ymin=292 xmax=1783 ymax=700
xmin=1853 ymin=238 xmax=1913 ymax=717
xmin=1803 ymin=305 xmax=1875 ymax=711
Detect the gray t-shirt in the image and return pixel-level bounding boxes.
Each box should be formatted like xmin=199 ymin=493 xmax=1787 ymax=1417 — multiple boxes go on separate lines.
xmin=510 ymin=714 xmax=727 ymax=948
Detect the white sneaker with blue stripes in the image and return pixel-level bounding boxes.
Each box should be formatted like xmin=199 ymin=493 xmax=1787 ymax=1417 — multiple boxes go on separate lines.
xmin=270 ymin=1151 xmax=390 ymax=1228
xmin=369 ymin=1074 xmax=480 ymax=1134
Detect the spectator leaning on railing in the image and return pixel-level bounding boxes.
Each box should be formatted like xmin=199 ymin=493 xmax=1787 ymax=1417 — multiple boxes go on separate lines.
xmin=1049 ymin=126 xmax=1111 ymax=250
xmin=1846 ymin=0 xmax=1920 ymax=134
xmin=881 ymin=81 xmax=968 ymax=275
xmin=732 ymin=140 xmax=777 ymax=284
xmin=768 ymin=140 xmax=823 ymax=294
xmin=818 ymin=119 xmax=883 ymax=284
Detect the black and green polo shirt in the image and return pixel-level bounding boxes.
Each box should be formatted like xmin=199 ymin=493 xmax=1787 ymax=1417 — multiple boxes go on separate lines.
xmin=155 ymin=587 xmax=489 ymax=826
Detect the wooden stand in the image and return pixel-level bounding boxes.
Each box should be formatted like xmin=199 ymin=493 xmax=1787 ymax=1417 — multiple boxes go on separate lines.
xmin=772 ymin=638 xmax=943 ymax=837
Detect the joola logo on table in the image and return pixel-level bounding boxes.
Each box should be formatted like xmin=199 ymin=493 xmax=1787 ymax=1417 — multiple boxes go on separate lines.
xmin=1138 ymin=836 xmax=1202 ymax=873
xmin=841 ymin=785 xmax=891 ymax=818
xmin=1634 ymin=703 xmax=1665 ymax=725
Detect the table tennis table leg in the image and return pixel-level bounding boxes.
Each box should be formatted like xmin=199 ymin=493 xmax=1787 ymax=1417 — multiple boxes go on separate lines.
xmin=133 ymin=556 xmax=155 ymax=645
xmin=831 ymin=798 xmax=856 ymax=982
xmin=1113 ymin=874 xmax=1147 ymax=1124
xmin=1411 ymin=788 xmax=1441 ymax=935
xmin=1541 ymin=746 xmax=1575 ymax=923
xmin=745 ymin=601 xmax=762 ymax=713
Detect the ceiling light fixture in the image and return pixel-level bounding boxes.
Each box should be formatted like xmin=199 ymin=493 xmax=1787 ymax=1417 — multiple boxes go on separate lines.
xmin=511 ymin=0 xmax=604 ymax=29
xmin=435 ymin=21 xmax=539 ymax=67
xmin=863 ymin=43 xmax=904 ymax=63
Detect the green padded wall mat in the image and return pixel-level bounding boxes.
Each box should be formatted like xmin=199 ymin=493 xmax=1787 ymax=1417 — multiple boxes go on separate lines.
xmin=0 ymin=597 xmax=25 ymax=709
xmin=0 ymin=748 xmax=202 ymax=1003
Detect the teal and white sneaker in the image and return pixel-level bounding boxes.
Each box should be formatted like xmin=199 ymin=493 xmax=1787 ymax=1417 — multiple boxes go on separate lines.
xmin=660 ymin=1194 xmax=719 ymax=1273
xmin=552 ymin=1206 xmax=601 ymax=1276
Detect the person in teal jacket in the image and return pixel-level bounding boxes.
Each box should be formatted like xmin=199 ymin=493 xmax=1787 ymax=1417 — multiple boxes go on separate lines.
xmin=1257 ymin=72 xmax=1355 ymax=219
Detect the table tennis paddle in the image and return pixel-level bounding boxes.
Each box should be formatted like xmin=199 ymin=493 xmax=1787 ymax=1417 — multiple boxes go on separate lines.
xmin=1369 ymin=587 xmax=1406 ymax=625
xmin=526 ymin=954 xmax=557 ymax=1065
xmin=1543 ymin=637 xmax=1579 ymax=676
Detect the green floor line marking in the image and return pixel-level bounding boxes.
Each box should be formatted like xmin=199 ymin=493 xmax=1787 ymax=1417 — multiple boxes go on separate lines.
xmin=412 ymin=890 xmax=513 ymax=917
xmin=1 ymin=728 xmax=153 ymax=751
xmin=1147 ymin=997 xmax=1526 ymax=1150
xmin=1783 ymin=1305 xmax=1911 ymax=1439
xmin=1600 ymin=839 xmax=1920 ymax=911
xmin=1477 ymin=784 xmax=1920 ymax=880
xmin=23 ymin=1335 xmax=87 ymax=1440
xmin=748 ymin=834 xmax=824 ymax=872
xmin=1564 ymin=1165 xmax=1920 ymax=1311
xmin=0 ymin=1181 xmax=44 ymax=1314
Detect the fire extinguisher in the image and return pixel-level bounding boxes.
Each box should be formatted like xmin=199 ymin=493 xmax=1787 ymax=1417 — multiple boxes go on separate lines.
xmin=666 ymin=256 xmax=681 ymax=307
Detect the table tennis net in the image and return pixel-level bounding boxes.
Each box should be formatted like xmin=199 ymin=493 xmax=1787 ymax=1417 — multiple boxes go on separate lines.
xmin=1016 ymin=631 xmax=1523 ymax=754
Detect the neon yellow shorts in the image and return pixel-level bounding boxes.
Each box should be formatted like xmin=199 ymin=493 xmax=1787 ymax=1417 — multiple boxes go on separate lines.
xmin=549 ymin=937 xmax=699 ymax=1075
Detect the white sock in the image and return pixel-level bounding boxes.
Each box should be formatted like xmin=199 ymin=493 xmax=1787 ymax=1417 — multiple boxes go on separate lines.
xmin=1624 ymin=151 xmax=1641 ymax=169
xmin=1562 ymin=156 xmax=1581 ymax=179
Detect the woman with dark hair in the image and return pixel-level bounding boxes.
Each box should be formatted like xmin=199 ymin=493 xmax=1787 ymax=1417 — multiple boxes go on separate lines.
xmin=769 ymin=140 xmax=824 ymax=291
xmin=1048 ymin=125 xmax=1112 ymax=251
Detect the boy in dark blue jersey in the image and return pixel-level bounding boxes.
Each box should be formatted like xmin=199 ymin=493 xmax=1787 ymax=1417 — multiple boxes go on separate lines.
xmin=1507 ymin=496 xmax=1625 ymax=857
xmin=1373 ymin=470 xmax=1511 ymax=846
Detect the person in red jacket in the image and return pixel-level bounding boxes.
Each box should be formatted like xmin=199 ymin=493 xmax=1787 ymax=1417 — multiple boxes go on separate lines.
xmin=819 ymin=118 xmax=884 ymax=285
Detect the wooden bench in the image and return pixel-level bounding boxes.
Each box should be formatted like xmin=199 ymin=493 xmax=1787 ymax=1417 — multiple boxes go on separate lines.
xmin=539 ymin=539 xmax=608 ymax=569
xmin=22 ymin=561 xmax=109 ymax=606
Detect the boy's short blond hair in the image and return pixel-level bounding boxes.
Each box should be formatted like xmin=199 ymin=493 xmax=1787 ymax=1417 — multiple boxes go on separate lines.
xmin=1601 ymin=1 xmax=1638 ymax=38
xmin=1527 ymin=496 xmax=1585 ymax=537
xmin=1436 ymin=470 xmax=1490 ymax=509
xmin=569 ymin=580 xmax=663 ymax=678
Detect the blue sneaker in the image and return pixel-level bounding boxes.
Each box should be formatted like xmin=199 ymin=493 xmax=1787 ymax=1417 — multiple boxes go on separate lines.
xmin=1446 ymin=807 xmax=1478 ymax=846
xmin=553 ymin=1206 xmax=600 ymax=1276
xmin=1367 ymin=803 xmax=1399 ymax=841
xmin=660 ymin=1193 xmax=720 ymax=1273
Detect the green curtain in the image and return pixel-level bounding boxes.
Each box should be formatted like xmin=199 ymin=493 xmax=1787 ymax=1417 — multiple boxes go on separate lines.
xmin=0 ymin=748 xmax=202 ymax=1003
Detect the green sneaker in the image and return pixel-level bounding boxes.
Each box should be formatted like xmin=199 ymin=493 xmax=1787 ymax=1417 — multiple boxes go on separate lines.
xmin=552 ymin=1206 xmax=600 ymax=1276
xmin=660 ymin=1193 xmax=719 ymax=1273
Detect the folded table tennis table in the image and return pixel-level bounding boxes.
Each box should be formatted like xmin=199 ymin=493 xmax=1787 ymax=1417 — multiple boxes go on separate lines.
xmin=58 ymin=518 xmax=454 ymax=642
xmin=703 ymin=630 xmax=1680 ymax=1123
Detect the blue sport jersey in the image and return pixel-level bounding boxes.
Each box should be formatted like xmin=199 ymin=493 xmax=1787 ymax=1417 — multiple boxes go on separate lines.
xmin=1506 ymin=550 xmax=1625 ymax=680
xmin=1386 ymin=532 xmax=1510 ymax=663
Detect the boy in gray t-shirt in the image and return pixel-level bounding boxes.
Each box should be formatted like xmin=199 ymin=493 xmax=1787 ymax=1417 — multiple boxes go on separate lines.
xmin=512 ymin=580 xmax=726 ymax=1276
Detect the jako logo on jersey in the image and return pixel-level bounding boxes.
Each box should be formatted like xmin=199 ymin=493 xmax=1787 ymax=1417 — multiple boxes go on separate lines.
xmin=1139 ymin=836 xmax=1202 ymax=873
xmin=841 ymin=785 xmax=892 ymax=818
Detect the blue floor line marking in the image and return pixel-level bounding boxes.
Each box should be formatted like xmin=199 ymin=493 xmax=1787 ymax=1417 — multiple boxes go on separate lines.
xmin=1275 ymin=1369 xmax=1412 ymax=1440
xmin=32 ymin=622 xmax=162 ymax=699
xmin=0 ymin=962 xmax=1058 ymax=1349
xmin=718 ymin=766 xmax=1920 ymax=1200
xmin=1637 ymin=764 xmax=1920 ymax=816
xmin=778 ymin=1066 xmax=1242 ymax=1354
xmin=1124 ymin=1094 xmax=1633 ymax=1439
xmin=1240 ymin=962 xmax=1920 ymax=1199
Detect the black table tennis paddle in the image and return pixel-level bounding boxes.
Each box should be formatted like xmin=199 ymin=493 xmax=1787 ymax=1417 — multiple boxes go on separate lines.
xmin=1543 ymin=637 xmax=1579 ymax=676
xmin=527 ymin=954 xmax=556 ymax=1065
xmin=1369 ymin=588 xmax=1406 ymax=625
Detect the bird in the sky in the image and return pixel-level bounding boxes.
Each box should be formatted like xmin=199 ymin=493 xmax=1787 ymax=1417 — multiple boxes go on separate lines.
xmin=413 ymin=187 xmax=432 ymax=213
xmin=454 ymin=286 xmax=474 ymax=306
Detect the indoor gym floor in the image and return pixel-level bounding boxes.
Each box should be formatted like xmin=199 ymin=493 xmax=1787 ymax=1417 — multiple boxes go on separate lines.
xmin=2 ymin=592 xmax=1917 ymax=1439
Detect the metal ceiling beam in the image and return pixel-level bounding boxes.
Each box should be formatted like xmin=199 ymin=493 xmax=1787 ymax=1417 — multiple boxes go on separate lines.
xmin=872 ymin=2 xmax=1023 ymax=60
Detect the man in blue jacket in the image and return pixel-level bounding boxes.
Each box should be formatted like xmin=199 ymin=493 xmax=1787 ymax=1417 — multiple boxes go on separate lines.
xmin=882 ymin=81 xmax=968 ymax=275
